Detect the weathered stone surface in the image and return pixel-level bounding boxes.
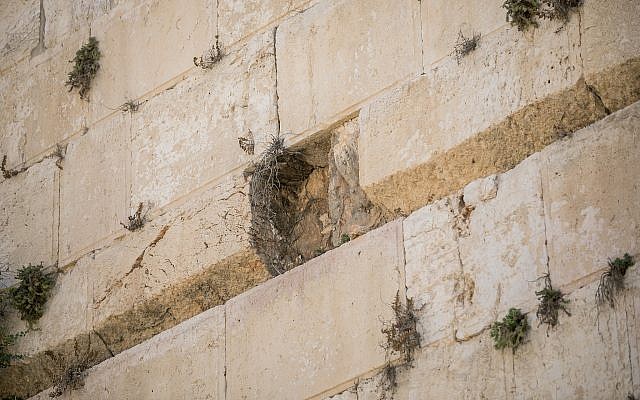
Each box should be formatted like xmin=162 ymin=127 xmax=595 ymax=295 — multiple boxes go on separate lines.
xmin=421 ymin=0 xmax=505 ymax=67
xmin=456 ymin=154 xmax=547 ymax=339
xmin=88 ymin=0 xmax=217 ymax=121
xmin=30 ymin=306 xmax=226 ymax=400
xmin=0 ymin=158 xmax=57 ymax=285
xmin=226 ymin=221 xmax=405 ymax=400
xmin=359 ymin=20 xmax=587 ymax=212
xmin=131 ymin=30 xmax=277 ymax=209
xmin=542 ymin=101 xmax=640 ymax=289
xmin=58 ymin=113 xmax=129 ymax=264
xmin=582 ymin=0 xmax=640 ymax=112
xmin=0 ymin=0 xmax=40 ymax=71
xmin=335 ymin=268 xmax=640 ymax=400
xmin=403 ymin=198 xmax=460 ymax=346
xmin=0 ymin=35 xmax=89 ymax=169
xmin=219 ymin=0 xmax=315 ymax=47
xmin=276 ymin=0 xmax=421 ymax=136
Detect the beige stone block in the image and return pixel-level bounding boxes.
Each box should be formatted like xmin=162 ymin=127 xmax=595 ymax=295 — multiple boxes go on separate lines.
xmin=88 ymin=0 xmax=216 ymax=120
xmin=276 ymin=0 xmax=422 ymax=136
xmin=0 ymin=158 xmax=57 ymax=286
xmin=59 ymin=113 xmax=129 ymax=263
xmin=542 ymin=101 xmax=640 ymax=289
xmin=359 ymin=21 xmax=583 ymax=193
xmin=421 ymin=0 xmax=506 ymax=67
xmin=226 ymin=221 xmax=405 ymax=400
xmin=0 ymin=36 xmax=89 ymax=167
xmin=403 ymin=198 xmax=459 ymax=345
xmin=219 ymin=0 xmax=314 ymax=47
xmin=456 ymin=154 xmax=547 ymax=339
xmin=131 ymin=31 xmax=277 ymax=209
xmin=31 ymin=306 xmax=226 ymax=400
xmin=0 ymin=0 xmax=40 ymax=71
xmin=582 ymin=0 xmax=640 ymax=112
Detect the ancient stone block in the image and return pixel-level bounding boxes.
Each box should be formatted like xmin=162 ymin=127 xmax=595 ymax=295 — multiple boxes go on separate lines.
xmin=276 ymin=0 xmax=421 ymax=136
xmin=226 ymin=221 xmax=405 ymax=399
xmin=0 ymin=0 xmax=40 ymax=71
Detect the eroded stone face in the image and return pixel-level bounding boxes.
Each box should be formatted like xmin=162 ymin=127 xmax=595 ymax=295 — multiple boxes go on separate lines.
xmin=0 ymin=0 xmax=40 ymax=71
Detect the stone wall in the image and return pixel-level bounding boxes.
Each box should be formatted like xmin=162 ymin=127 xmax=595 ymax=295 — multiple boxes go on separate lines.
xmin=0 ymin=0 xmax=638 ymax=398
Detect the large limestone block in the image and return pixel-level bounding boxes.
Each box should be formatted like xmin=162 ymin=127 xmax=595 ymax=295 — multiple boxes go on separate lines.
xmin=582 ymin=0 xmax=640 ymax=112
xmin=59 ymin=113 xmax=129 ymax=264
xmin=403 ymin=198 xmax=460 ymax=346
xmin=421 ymin=0 xmax=506 ymax=67
xmin=276 ymin=0 xmax=422 ymax=136
xmin=359 ymin=20 xmax=586 ymax=212
xmin=542 ymin=101 xmax=640 ymax=289
xmin=30 ymin=306 xmax=226 ymax=400
xmin=0 ymin=36 xmax=88 ymax=168
xmin=0 ymin=0 xmax=40 ymax=71
xmin=456 ymin=155 xmax=547 ymax=339
xmin=90 ymin=173 xmax=269 ymax=354
xmin=131 ymin=31 xmax=277 ymax=209
xmin=88 ymin=0 xmax=216 ymax=120
xmin=219 ymin=0 xmax=315 ymax=47
xmin=226 ymin=221 xmax=405 ymax=400
xmin=0 ymin=158 xmax=57 ymax=285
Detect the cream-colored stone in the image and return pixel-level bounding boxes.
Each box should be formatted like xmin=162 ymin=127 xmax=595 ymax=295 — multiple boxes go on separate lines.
xmin=0 ymin=158 xmax=57 ymax=286
xmin=542 ymin=101 xmax=640 ymax=289
xmin=219 ymin=0 xmax=315 ymax=47
xmin=88 ymin=0 xmax=216 ymax=120
xmin=59 ymin=113 xmax=129 ymax=264
xmin=0 ymin=0 xmax=40 ymax=71
xmin=359 ymin=20 xmax=582 ymax=191
xmin=0 ymin=36 xmax=89 ymax=168
xmin=456 ymin=154 xmax=547 ymax=339
xmin=403 ymin=198 xmax=459 ymax=345
xmin=462 ymin=174 xmax=498 ymax=206
xmin=30 ymin=305 xmax=226 ymax=400
xmin=131 ymin=31 xmax=277 ymax=209
xmin=421 ymin=0 xmax=506 ymax=67
xmin=226 ymin=221 xmax=405 ymax=400
xmin=276 ymin=0 xmax=422 ymax=136
xmin=582 ymin=0 xmax=640 ymax=76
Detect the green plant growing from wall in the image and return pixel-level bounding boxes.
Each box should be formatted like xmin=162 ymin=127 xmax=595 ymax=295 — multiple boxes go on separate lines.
xmin=65 ymin=37 xmax=101 ymax=100
xmin=8 ymin=264 xmax=57 ymax=327
xmin=0 ymin=325 xmax=23 ymax=369
xmin=535 ymin=273 xmax=570 ymax=328
xmin=595 ymin=253 xmax=635 ymax=308
xmin=49 ymin=364 xmax=87 ymax=398
xmin=121 ymin=203 xmax=147 ymax=232
xmin=539 ymin=0 xmax=583 ymax=23
xmin=340 ymin=233 xmax=351 ymax=245
xmin=503 ymin=0 xmax=541 ymax=31
xmin=490 ymin=308 xmax=529 ymax=353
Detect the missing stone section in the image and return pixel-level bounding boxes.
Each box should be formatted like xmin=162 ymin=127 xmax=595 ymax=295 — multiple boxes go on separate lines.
xmin=247 ymin=118 xmax=389 ymax=276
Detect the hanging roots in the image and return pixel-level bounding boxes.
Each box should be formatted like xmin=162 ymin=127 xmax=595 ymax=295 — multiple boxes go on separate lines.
xmin=595 ymin=253 xmax=635 ymax=308
xmin=453 ymin=31 xmax=481 ymax=63
xmin=121 ymin=203 xmax=147 ymax=232
xmin=248 ymin=135 xmax=314 ymax=276
xmin=535 ymin=273 xmax=570 ymax=328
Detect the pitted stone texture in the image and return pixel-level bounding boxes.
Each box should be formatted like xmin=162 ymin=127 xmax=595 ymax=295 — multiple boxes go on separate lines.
xmin=131 ymin=31 xmax=277 ymax=209
xmin=421 ymin=0 xmax=506 ymax=67
xmin=542 ymin=101 xmax=640 ymax=289
xmin=59 ymin=113 xmax=129 ymax=264
xmin=30 ymin=306 xmax=226 ymax=400
xmin=359 ymin=20 xmax=583 ymax=195
xmin=456 ymin=154 xmax=547 ymax=339
xmin=0 ymin=158 xmax=57 ymax=286
xmin=276 ymin=0 xmax=421 ymax=136
xmin=226 ymin=221 xmax=405 ymax=400
xmin=219 ymin=0 xmax=315 ymax=47
xmin=88 ymin=0 xmax=216 ymax=120
xmin=403 ymin=198 xmax=460 ymax=346
xmin=0 ymin=36 xmax=88 ymax=168
xmin=0 ymin=0 xmax=40 ymax=71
